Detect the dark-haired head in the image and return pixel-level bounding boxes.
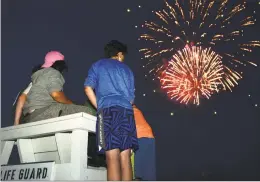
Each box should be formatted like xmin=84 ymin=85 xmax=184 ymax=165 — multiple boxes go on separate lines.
xmin=104 ymin=40 xmax=128 ymax=62
xmin=51 ymin=60 xmax=68 ymax=74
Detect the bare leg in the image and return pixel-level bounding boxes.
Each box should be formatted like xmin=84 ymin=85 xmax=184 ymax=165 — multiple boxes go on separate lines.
xmin=120 ymin=149 xmax=133 ymax=181
xmin=105 ymin=149 xmax=121 ymax=181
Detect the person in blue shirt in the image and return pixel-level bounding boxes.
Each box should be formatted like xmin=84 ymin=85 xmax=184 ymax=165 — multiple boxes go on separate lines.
xmin=84 ymin=40 xmax=139 ymax=181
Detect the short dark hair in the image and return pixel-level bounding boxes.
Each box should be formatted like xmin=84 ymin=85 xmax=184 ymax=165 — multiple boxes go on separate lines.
xmin=51 ymin=60 xmax=68 ymax=73
xmin=104 ymin=40 xmax=128 ymax=58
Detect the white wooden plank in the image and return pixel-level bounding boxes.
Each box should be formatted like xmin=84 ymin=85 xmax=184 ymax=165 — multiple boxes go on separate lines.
xmin=0 ymin=141 xmax=3 ymax=154
xmin=34 ymin=151 xmax=60 ymax=163
xmin=70 ymin=130 xmax=89 ymax=180
xmin=0 ymin=114 xmax=96 ymax=141
xmin=54 ymin=164 xmax=72 ymax=180
xmin=17 ymin=139 xmax=35 ymax=163
xmin=86 ymin=167 xmax=107 ymax=180
xmin=0 ymin=141 xmax=6 ymax=154
xmin=32 ymin=136 xmax=57 ymax=153
xmin=55 ymin=133 xmax=71 ymax=163
xmin=0 ymin=141 xmax=14 ymax=165
xmin=1 ymin=112 xmax=96 ymax=131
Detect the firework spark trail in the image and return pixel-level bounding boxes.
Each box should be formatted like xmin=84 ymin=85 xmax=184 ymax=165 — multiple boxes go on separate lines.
xmin=160 ymin=46 xmax=224 ymax=105
xmin=216 ymin=0 xmax=228 ymax=20
xmin=139 ymin=0 xmax=259 ymax=94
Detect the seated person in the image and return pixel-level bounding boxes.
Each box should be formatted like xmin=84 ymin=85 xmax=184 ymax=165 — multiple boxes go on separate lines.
xmin=14 ymin=51 xmax=65 ymax=125
xmin=18 ymin=52 xmax=95 ymax=123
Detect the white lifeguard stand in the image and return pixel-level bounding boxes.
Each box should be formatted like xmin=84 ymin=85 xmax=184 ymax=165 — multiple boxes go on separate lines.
xmin=0 ymin=112 xmax=107 ymax=181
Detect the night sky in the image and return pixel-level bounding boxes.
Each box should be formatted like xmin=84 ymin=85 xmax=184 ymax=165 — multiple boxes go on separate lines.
xmin=2 ymin=0 xmax=260 ymax=180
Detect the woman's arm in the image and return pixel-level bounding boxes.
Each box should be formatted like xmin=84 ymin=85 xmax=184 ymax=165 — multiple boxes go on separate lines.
xmin=14 ymin=94 xmax=27 ymax=125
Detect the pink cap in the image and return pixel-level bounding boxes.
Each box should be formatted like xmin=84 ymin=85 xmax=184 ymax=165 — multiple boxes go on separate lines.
xmin=41 ymin=51 xmax=65 ymax=68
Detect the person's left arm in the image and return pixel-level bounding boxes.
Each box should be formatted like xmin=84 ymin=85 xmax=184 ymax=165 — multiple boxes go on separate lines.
xmin=14 ymin=94 xmax=27 ymax=125
xmin=14 ymin=83 xmax=32 ymax=125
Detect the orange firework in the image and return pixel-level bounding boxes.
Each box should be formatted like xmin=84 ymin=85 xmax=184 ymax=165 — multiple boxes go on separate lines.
xmin=160 ymin=46 xmax=224 ymax=105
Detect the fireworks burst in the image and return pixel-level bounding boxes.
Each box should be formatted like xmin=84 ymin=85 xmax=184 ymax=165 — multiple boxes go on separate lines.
xmin=160 ymin=46 xmax=224 ymax=105
xmin=139 ymin=0 xmax=259 ymax=92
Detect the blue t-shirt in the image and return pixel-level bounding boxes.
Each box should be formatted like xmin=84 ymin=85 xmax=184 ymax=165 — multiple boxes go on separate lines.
xmin=84 ymin=58 xmax=135 ymax=111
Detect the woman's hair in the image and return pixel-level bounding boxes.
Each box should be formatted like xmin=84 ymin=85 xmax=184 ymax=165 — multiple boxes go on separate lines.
xmin=104 ymin=40 xmax=128 ymax=58
xmin=51 ymin=60 xmax=68 ymax=73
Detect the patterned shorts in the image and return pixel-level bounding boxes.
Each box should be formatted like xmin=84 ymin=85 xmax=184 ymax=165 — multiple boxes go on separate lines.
xmin=96 ymin=105 xmax=139 ymax=154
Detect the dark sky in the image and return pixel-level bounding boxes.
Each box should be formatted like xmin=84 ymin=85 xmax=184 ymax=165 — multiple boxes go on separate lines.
xmin=2 ymin=0 xmax=260 ymax=180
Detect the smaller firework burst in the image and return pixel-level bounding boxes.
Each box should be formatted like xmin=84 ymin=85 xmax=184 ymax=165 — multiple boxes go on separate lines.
xmin=160 ymin=45 xmax=224 ymax=105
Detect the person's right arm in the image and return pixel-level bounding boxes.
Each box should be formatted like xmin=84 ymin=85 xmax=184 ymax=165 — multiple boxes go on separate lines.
xmin=50 ymin=91 xmax=73 ymax=104
xmin=84 ymin=63 xmax=98 ymax=109
xmin=84 ymin=87 xmax=97 ymax=109
xmin=47 ymin=70 xmax=73 ymax=104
